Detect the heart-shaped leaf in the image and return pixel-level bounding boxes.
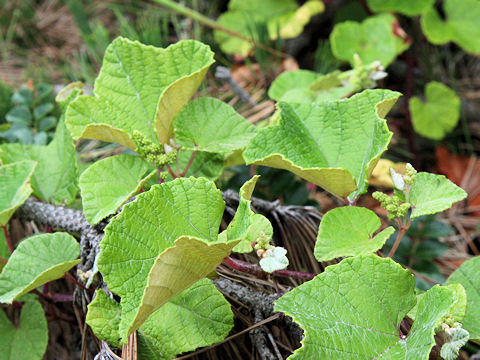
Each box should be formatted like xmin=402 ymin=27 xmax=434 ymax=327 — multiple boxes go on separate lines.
xmin=409 ymin=172 xmax=467 ymax=219
xmin=0 ymin=161 xmax=36 ymax=226
xmin=87 ymin=279 xmax=233 ymax=358
xmin=243 ymin=89 xmax=400 ymax=199
xmin=174 ymin=97 xmax=256 ymax=154
xmin=330 ymin=14 xmax=410 ymax=67
xmin=66 ymin=37 xmax=215 ymax=147
xmin=79 ymin=154 xmax=156 ymax=225
xmin=314 ymin=206 xmax=395 ymax=262
xmin=446 ymin=256 xmax=480 ymax=340
xmin=98 ymin=177 xmax=239 ymax=341
xmin=421 ymin=0 xmax=480 ymax=54
xmin=410 ymin=82 xmax=460 ymax=140
xmin=275 ymin=254 xmax=456 ymax=359
xmin=0 ymin=300 xmax=48 ymax=360
xmin=0 ymin=232 xmax=80 ymax=303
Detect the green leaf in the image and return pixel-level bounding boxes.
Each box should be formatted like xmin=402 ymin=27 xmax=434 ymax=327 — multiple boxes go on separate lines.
xmin=87 ymin=279 xmax=233 ymax=359
xmin=268 ymin=70 xmax=321 ymax=102
xmin=214 ymin=0 xmax=321 ymax=56
xmin=330 ymin=14 xmax=410 ymax=67
xmin=275 ymin=254 xmax=456 ymax=359
xmin=409 ymin=172 xmax=467 ymax=219
xmin=37 ymin=116 xmax=56 ymax=132
xmin=178 ymin=150 xmax=225 ymax=180
xmin=0 ymin=161 xmax=37 ymax=226
xmin=219 ymin=176 xmax=273 ymax=253
xmin=12 ymin=88 xmax=33 ymax=106
xmin=243 ymin=89 xmax=400 ymax=199
xmin=98 ymin=177 xmax=238 ymax=341
xmin=137 ymin=279 xmax=233 ymax=359
xmin=33 ymin=103 xmax=54 ymax=121
xmin=367 ymin=0 xmax=434 ymax=15
xmin=66 ymin=37 xmax=215 ymax=148
xmin=410 ymin=82 xmax=460 ymax=140
xmin=446 ymin=256 xmax=480 ymax=340
xmin=79 ymin=154 xmax=156 ymax=225
xmin=440 ymin=327 xmax=469 ymax=360
xmin=174 ymin=97 xmax=256 ymax=153
xmin=0 ymin=300 xmax=48 ymax=360
xmin=0 ymin=232 xmax=80 ymax=303
xmin=314 ymin=206 xmax=395 ymax=262
xmin=6 ymin=106 xmax=32 ymax=125
xmin=0 ymin=119 xmax=79 ymax=205
xmin=421 ymin=0 xmax=480 ymax=54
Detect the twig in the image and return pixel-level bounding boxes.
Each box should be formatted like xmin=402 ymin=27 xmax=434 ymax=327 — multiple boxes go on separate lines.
xmin=1 ymin=225 xmax=14 ymax=253
xmin=388 ymin=226 xmax=408 ymax=258
xmin=65 ymin=272 xmax=88 ymax=291
xmin=180 ymin=149 xmax=197 ymax=177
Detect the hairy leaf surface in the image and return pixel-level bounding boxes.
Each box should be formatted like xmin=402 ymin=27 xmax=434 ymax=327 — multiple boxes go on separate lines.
xmin=446 ymin=256 xmax=480 ymax=340
xmin=174 ymin=97 xmax=256 ymax=153
xmin=98 ymin=177 xmax=238 ymax=340
xmin=0 ymin=161 xmax=36 ymax=226
xmin=0 ymin=300 xmax=48 ymax=360
xmin=275 ymin=255 xmax=455 ymax=359
xmin=79 ymin=154 xmax=156 ymax=225
xmin=410 ymin=82 xmax=460 ymax=140
xmin=66 ymin=37 xmax=215 ymax=147
xmin=243 ymin=89 xmax=400 ymax=199
xmin=314 ymin=206 xmax=394 ymax=261
xmin=409 ymin=173 xmax=467 ymax=219
xmin=0 ymin=233 xmax=80 ymax=303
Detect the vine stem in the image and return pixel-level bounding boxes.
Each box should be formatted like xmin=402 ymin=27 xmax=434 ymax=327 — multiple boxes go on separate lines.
xmin=180 ymin=149 xmax=197 ymax=177
xmin=32 ymin=289 xmax=74 ymax=303
xmin=0 ymin=256 xmax=7 ymax=264
xmin=388 ymin=219 xmax=409 ymax=258
xmin=223 ymin=256 xmax=316 ymax=280
xmin=1 ymin=225 xmax=14 ymax=254
xmin=166 ymin=163 xmax=177 ymax=179
xmin=64 ymin=272 xmax=87 ymax=290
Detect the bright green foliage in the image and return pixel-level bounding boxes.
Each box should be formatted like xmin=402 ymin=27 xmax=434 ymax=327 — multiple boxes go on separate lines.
xmin=65 ymin=37 xmax=215 ymax=147
xmin=177 ymin=150 xmax=225 ymax=180
xmin=137 ymin=279 xmax=233 ymax=359
xmin=275 ymin=255 xmax=456 ymax=359
xmin=0 ymin=161 xmax=36 ymax=226
xmin=268 ymin=70 xmax=321 ymax=102
xmin=314 ymin=206 xmax=395 ymax=261
xmin=410 ymin=82 xmax=460 ymax=140
xmin=440 ymin=327 xmax=470 ymax=360
xmin=174 ymin=97 xmax=256 ymax=153
xmin=330 ymin=14 xmax=410 ymax=67
xmin=215 ymin=0 xmax=323 ymax=56
xmin=446 ymin=256 xmax=480 ymax=340
xmin=79 ymin=154 xmax=156 ymax=225
xmin=0 ymin=119 xmax=79 ymax=205
xmin=421 ymin=0 xmax=480 ymax=54
xmin=367 ymin=0 xmax=434 ymax=15
xmin=409 ymin=173 xmax=467 ymax=219
xmin=87 ymin=279 xmax=233 ymax=359
xmin=0 ymin=300 xmax=48 ymax=360
xmin=0 ymin=232 xmax=80 ymax=303
xmin=219 ymin=176 xmax=272 ymax=253
xmin=98 ymin=177 xmax=239 ymax=341
xmin=243 ymin=89 xmax=400 ymax=199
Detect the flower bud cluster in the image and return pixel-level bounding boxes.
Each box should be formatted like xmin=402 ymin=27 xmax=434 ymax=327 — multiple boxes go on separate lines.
xmin=373 ymin=191 xmax=411 ymax=221
xmin=254 ymin=231 xmax=274 ymax=258
xmin=132 ymin=130 xmax=177 ymax=169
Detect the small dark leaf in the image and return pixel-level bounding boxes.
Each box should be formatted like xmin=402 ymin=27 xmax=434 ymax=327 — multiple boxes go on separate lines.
xmin=33 ymin=132 xmax=48 ymax=146
xmin=33 ymin=103 xmax=54 ymax=121
xmin=6 ymin=106 xmax=32 ymax=125
xmin=12 ymin=88 xmax=33 ymax=106
xmin=37 ymin=116 xmax=56 ymax=132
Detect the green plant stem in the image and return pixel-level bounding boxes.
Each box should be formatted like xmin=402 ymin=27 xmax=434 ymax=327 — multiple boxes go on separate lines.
xmin=180 ymin=149 xmax=197 ymax=177
xmin=1 ymin=225 xmax=14 ymax=254
xmin=152 ymin=0 xmax=285 ymax=58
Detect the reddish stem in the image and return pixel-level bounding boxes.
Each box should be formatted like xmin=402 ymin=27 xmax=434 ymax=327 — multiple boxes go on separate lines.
xmin=180 ymin=149 xmax=197 ymax=177
xmin=166 ymin=164 xmax=177 ymax=179
xmin=0 ymin=256 xmax=7 ymax=264
xmin=65 ymin=272 xmax=87 ymax=290
xmin=32 ymin=289 xmax=74 ymax=302
xmin=388 ymin=220 xmax=409 ymax=258
xmin=2 ymin=225 xmax=14 ymax=253
xmin=223 ymin=257 xmax=316 ymax=280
